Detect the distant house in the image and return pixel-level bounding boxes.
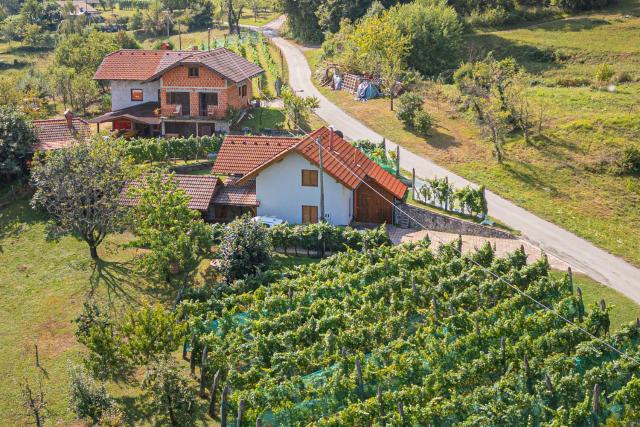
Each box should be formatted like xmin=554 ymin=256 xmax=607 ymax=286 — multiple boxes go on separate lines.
xmin=212 ymin=127 xmax=408 ymax=225
xmin=32 ymin=110 xmax=91 ymax=152
xmin=56 ymin=1 xmax=99 ymax=16
xmin=90 ymin=48 xmax=265 ymax=137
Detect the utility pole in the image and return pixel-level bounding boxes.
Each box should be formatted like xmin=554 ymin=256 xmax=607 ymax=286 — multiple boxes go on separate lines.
xmin=316 ymin=136 xmax=325 ymax=223
xmin=207 ymin=28 xmax=211 ymax=51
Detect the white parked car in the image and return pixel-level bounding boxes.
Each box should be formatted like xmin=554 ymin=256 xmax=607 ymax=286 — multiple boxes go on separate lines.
xmin=252 ymin=216 xmax=285 ymax=228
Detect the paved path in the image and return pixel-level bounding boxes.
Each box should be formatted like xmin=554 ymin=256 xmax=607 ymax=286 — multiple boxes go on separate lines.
xmin=387 ymin=226 xmax=570 ymax=271
xmin=256 ymin=18 xmax=640 ymax=305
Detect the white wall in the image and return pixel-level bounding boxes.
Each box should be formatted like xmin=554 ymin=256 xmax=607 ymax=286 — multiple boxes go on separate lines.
xmin=110 ymin=80 xmax=161 ymax=111
xmin=256 ymin=152 xmax=353 ymax=225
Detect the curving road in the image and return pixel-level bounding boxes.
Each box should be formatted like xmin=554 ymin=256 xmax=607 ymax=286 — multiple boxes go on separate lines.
xmin=256 ymin=17 xmax=640 ymax=305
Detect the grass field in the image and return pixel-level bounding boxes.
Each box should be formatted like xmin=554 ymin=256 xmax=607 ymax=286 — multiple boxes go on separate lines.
xmin=304 ymin=1 xmax=640 ymax=266
xmin=0 ymin=197 xmax=318 ymax=425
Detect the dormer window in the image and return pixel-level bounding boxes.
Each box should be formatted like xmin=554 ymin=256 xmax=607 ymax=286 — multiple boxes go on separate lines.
xmin=188 ymin=67 xmax=199 ymax=77
xmin=131 ymin=89 xmax=143 ymax=101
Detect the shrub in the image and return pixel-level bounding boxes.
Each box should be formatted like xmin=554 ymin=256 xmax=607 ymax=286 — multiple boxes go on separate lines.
xmin=595 ymin=64 xmax=615 ymax=83
xmin=396 ymin=92 xmax=424 ymax=126
xmin=554 ymin=77 xmax=592 ymax=87
xmin=68 ymin=363 xmax=116 ymax=423
xmin=218 ymin=215 xmax=273 ymax=283
xmin=614 ymin=143 xmax=640 ymax=175
xmin=615 ymin=71 xmax=634 ymax=84
xmin=413 ymin=109 xmax=432 ymax=134
xmin=143 ymin=357 xmax=196 ymax=427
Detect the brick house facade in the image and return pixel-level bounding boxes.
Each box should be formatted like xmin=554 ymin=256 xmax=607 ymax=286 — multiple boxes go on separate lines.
xmin=91 ymin=48 xmax=263 ymax=137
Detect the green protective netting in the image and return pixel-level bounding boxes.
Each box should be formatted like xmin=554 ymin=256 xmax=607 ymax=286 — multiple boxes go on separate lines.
xmin=208 ymin=312 xmax=250 ymax=337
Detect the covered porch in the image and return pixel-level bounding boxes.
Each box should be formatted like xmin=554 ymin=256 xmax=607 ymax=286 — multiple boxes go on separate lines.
xmin=90 ymin=102 xmax=162 ymax=137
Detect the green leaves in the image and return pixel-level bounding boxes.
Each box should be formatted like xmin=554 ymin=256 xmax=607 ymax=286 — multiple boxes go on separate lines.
xmin=128 ymin=172 xmax=212 ymax=282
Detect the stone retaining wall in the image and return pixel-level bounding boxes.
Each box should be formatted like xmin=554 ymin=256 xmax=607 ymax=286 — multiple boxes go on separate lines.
xmin=394 ymin=202 xmax=514 ymax=240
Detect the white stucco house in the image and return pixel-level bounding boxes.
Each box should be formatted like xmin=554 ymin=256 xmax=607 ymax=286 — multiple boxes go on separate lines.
xmin=211 ymin=127 xmax=407 ymax=225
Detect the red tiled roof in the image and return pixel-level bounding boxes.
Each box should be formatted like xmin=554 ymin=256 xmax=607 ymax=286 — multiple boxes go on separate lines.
xmin=32 ymin=118 xmax=91 ymax=151
xmin=121 ymin=174 xmax=221 ymax=211
xmin=93 ymin=48 xmax=264 ymax=83
xmin=211 ymin=135 xmax=300 ymax=175
xmin=296 ymin=128 xmax=407 ymax=199
xmin=224 ymin=127 xmax=407 ymax=199
xmin=213 ymin=178 xmax=257 ymax=206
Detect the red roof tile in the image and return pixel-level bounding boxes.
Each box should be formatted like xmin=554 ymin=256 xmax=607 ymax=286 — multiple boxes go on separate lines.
xmin=213 ymin=178 xmax=257 ymax=206
xmin=222 ymin=127 xmax=407 ymax=200
xmin=32 ymin=118 xmax=91 ymax=151
xmin=212 ymin=135 xmax=300 ymax=175
xmin=121 ymin=174 xmax=221 ymax=211
xmin=295 ymin=128 xmax=408 ymax=199
xmin=93 ymin=48 xmax=264 ymax=83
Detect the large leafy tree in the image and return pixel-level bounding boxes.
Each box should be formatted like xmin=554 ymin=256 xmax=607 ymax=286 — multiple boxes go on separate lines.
xmin=353 ymin=10 xmax=410 ymax=110
xmin=454 ymin=54 xmax=521 ymax=163
xmin=0 ymin=107 xmax=37 ymax=181
xmin=54 ymin=30 xmax=120 ymax=75
xmin=120 ymin=302 xmax=186 ymax=366
xmin=30 ymin=139 xmax=133 ymax=260
xmin=127 ymin=173 xmax=212 ymax=283
xmin=388 ymin=0 xmax=464 ymax=77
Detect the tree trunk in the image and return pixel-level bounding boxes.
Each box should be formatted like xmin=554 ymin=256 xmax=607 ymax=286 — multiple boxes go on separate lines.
xmin=89 ymin=244 xmax=99 ymax=260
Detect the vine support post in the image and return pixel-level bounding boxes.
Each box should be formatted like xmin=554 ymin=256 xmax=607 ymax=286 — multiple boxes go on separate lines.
xmin=398 ymin=402 xmax=405 ymax=420
xmin=432 ymin=297 xmax=439 ymax=322
xmin=577 ymin=287 xmax=584 ymax=323
xmin=592 ymin=383 xmax=601 ymax=426
xmin=356 ymin=358 xmax=364 ymax=400
xmin=200 ymin=345 xmax=209 ymax=398
xmin=34 ymin=344 xmax=39 ymax=368
xmin=377 ymin=385 xmax=385 ymax=426
xmin=190 ymin=336 xmax=197 ymax=377
xmin=395 ymin=145 xmax=400 ymax=177
xmin=208 ymin=369 xmax=221 ymax=418
xmin=567 ymin=266 xmax=573 ymax=294
xmin=237 ymin=399 xmax=245 ymax=427
xmin=220 ymin=384 xmax=229 ymax=427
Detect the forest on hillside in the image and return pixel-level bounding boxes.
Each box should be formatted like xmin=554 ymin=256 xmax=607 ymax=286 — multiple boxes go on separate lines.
xmin=280 ymin=0 xmax=617 ymax=42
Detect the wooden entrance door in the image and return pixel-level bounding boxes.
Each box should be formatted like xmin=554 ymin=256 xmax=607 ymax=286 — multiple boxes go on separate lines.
xmin=354 ymin=181 xmax=393 ymax=224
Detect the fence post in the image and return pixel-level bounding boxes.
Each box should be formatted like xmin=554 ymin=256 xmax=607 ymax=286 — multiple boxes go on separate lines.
xmin=412 ymin=168 xmax=416 ymax=200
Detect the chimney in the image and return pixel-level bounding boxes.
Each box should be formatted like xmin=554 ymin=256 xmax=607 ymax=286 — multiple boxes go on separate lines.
xmin=64 ymin=109 xmax=73 ymax=129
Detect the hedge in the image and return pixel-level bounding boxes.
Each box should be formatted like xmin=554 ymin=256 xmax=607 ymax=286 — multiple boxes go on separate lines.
xmin=117 ymin=135 xmax=222 ymax=164
xmin=212 ymin=222 xmax=390 ymax=257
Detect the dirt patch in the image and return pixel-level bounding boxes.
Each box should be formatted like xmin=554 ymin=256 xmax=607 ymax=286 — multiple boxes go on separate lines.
xmin=34 ymin=320 xmax=78 ymax=359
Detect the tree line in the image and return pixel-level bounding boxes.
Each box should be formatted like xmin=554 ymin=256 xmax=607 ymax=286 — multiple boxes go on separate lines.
xmin=282 ymin=0 xmax=617 ymax=43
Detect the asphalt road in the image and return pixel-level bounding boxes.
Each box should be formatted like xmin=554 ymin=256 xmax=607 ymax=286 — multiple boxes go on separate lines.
xmin=257 ymin=18 xmax=640 ymax=305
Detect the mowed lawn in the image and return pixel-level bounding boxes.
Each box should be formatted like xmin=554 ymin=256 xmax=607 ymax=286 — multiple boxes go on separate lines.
xmin=303 ymin=1 xmax=640 ymax=266
xmin=0 ymin=199 xmax=162 ymax=425
xmin=0 ymin=197 xmax=316 ymax=426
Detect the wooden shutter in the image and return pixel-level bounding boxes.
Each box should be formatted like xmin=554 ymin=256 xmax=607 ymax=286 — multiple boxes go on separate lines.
xmin=302 ymin=205 xmax=318 ymax=224
xmin=301 ymin=170 xmax=318 ymax=187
